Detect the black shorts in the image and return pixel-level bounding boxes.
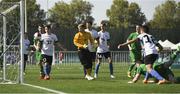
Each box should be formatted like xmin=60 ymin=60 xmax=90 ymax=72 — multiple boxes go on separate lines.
xmin=24 ymin=54 xmax=28 ymax=62
xmin=40 ymin=54 xmax=53 ymax=65
xmin=144 ymin=54 xmax=158 ymax=65
xmin=78 ymin=49 xmax=92 ymax=69
xmin=97 ymin=52 xmax=111 ymax=59
xmin=90 ymin=52 xmax=96 ymax=61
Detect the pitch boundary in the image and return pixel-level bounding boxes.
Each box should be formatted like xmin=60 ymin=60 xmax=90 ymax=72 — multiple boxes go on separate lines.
xmin=23 ymin=83 xmax=67 ymax=94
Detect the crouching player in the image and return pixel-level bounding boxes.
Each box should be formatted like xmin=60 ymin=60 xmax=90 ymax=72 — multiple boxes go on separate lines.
xmin=128 ymin=47 xmax=180 ymax=84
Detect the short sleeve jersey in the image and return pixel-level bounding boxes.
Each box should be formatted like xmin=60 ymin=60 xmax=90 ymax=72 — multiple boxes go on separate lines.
xmin=97 ymin=31 xmax=110 ymax=53
xmin=127 ymin=32 xmax=141 ymax=51
xmin=137 ymin=33 xmax=158 ymax=56
xmin=41 ymin=33 xmax=58 ymax=56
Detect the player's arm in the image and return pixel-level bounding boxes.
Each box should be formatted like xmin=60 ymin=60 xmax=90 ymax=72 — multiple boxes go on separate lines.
xmin=118 ymin=38 xmax=138 ymax=49
xmin=127 ymin=40 xmax=132 ymax=51
xmin=128 ymin=66 xmax=142 ymax=83
xmin=73 ymin=34 xmax=87 ymax=49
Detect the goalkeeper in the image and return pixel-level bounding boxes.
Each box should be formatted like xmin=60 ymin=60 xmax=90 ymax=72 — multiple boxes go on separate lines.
xmin=128 ymin=47 xmax=180 ymax=84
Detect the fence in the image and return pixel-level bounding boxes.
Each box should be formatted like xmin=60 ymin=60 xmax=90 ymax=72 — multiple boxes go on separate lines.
xmin=28 ymin=51 xmax=180 ymax=66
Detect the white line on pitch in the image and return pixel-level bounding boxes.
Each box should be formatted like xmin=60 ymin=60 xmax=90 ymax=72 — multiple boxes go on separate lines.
xmin=23 ymin=83 xmax=67 ymax=94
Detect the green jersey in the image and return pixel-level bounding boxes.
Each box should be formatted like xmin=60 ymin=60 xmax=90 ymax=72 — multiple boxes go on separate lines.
xmin=127 ymin=32 xmax=142 ymax=62
xmin=127 ymin=32 xmax=141 ymax=51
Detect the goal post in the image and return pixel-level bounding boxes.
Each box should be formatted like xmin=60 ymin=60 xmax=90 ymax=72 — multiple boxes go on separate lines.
xmin=0 ymin=0 xmax=25 ymax=84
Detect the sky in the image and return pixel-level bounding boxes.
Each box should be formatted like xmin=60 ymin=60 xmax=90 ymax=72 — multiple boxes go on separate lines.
xmin=36 ymin=0 xmax=180 ymax=24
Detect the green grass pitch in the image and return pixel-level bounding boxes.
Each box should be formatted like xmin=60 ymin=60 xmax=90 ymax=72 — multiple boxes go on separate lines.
xmin=0 ymin=63 xmax=180 ymax=93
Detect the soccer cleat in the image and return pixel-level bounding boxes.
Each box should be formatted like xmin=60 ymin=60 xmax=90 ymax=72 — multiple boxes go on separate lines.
xmin=157 ymin=79 xmax=168 ymax=85
xmin=94 ymin=73 xmax=97 ymax=78
xmin=128 ymin=81 xmax=135 ymax=84
xmin=143 ymin=79 xmax=148 ymax=84
xmin=40 ymin=75 xmax=45 ymax=79
xmin=110 ymin=75 xmax=115 ymax=79
xmin=85 ymin=75 xmax=94 ymax=80
xmin=44 ymin=76 xmax=50 ymax=80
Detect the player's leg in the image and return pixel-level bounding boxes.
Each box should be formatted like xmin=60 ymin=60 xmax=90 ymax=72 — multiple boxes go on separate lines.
xmin=23 ymin=54 xmax=28 ymax=74
xmin=105 ymin=52 xmax=115 ymax=78
xmin=94 ymin=53 xmax=102 ymax=78
xmin=45 ymin=56 xmax=53 ymax=80
xmin=91 ymin=52 xmax=96 ymax=69
xmin=128 ymin=51 xmax=136 ymax=77
xmin=36 ymin=51 xmax=44 ymax=79
xmin=144 ymin=54 xmax=166 ymax=85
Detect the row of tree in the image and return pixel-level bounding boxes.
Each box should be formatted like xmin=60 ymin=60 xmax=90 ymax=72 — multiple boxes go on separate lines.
xmin=0 ymin=0 xmax=180 ymax=50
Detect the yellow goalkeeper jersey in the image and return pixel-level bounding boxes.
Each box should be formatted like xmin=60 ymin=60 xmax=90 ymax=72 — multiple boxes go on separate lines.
xmin=73 ymin=31 xmax=93 ymax=50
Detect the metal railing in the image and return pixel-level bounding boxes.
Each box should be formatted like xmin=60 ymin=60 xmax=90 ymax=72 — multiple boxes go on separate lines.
xmin=28 ymin=51 xmax=179 ymax=64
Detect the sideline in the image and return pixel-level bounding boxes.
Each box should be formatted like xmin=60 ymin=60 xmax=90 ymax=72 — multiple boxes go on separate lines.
xmin=23 ymin=83 xmax=67 ymax=94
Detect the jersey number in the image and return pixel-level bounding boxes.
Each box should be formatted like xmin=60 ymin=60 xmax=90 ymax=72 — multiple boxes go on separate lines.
xmin=143 ymin=35 xmax=154 ymax=43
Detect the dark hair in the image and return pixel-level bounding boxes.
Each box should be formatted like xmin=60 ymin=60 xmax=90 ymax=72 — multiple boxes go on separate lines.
xmin=86 ymin=21 xmax=93 ymax=25
xmin=45 ymin=25 xmax=51 ymax=29
xmin=141 ymin=25 xmax=149 ymax=33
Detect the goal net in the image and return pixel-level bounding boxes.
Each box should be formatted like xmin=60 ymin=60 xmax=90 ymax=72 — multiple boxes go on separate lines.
xmin=0 ymin=1 xmax=24 ymax=84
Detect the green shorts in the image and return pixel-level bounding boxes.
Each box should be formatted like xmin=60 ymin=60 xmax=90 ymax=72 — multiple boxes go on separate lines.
xmin=35 ymin=51 xmax=42 ymax=62
xmin=129 ymin=50 xmax=142 ymax=63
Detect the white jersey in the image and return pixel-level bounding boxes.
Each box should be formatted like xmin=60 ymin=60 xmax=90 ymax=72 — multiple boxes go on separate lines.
xmin=34 ymin=32 xmax=41 ymax=40
xmin=137 ymin=33 xmax=158 ymax=56
xmin=24 ymin=39 xmax=30 ymax=55
xmin=41 ymin=33 xmax=58 ymax=56
xmin=85 ymin=29 xmax=98 ymax=52
xmin=97 ymin=31 xmax=110 ymax=53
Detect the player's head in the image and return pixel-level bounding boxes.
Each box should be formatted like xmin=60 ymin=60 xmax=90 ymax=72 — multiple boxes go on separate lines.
xmin=78 ymin=23 xmax=85 ymax=32
xmin=38 ymin=24 xmax=45 ymax=33
xmin=140 ymin=25 xmax=149 ymax=34
xmin=100 ymin=22 xmax=106 ymax=31
xmin=86 ymin=21 xmax=93 ymax=29
xmin=44 ymin=25 xmax=51 ymax=33
xmin=136 ymin=24 xmax=141 ymax=33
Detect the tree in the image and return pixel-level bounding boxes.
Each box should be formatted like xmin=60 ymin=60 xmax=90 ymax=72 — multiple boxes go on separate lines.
xmin=107 ymin=0 xmax=146 ymax=28
xmin=49 ymin=0 xmax=94 ymax=29
xmin=151 ymin=0 xmax=180 ymax=29
xmin=0 ymin=0 xmax=46 ymax=42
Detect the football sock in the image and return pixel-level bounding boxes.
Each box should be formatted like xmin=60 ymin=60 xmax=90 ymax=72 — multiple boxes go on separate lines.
xmin=95 ymin=63 xmax=100 ymax=74
xmin=150 ymin=69 xmax=163 ymax=80
xmin=109 ymin=63 xmax=113 ymax=75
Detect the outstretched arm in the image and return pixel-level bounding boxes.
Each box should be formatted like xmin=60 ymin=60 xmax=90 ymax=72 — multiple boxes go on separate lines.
xmin=118 ymin=38 xmax=138 ymax=49
xmin=128 ymin=73 xmax=141 ymax=83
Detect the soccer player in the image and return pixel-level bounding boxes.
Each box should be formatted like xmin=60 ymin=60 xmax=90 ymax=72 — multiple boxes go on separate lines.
xmin=84 ymin=21 xmax=98 ymax=74
xmin=128 ymin=47 xmax=180 ymax=84
xmin=94 ymin=22 xmax=115 ymax=79
xmin=23 ymin=33 xmax=30 ymax=74
xmin=118 ymin=25 xmax=167 ymax=85
xmin=126 ymin=25 xmax=142 ymax=78
xmin=33 ymin=25 xmax=44 ymax=79
xmin=38 ymin=25 xmax=63 ymax=80
xmin=73 ymin=23 xmax=94 ymax=80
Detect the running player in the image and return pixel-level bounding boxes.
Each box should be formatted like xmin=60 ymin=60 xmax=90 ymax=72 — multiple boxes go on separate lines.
xmin=73 ymin=23 xmax=94 ymax=80
xmin=94 ymin=22 xmax=115 ymax=79
xmin=85 ymin=21 xmax=98 ymax=74
xmin=127 ymin=25 xmax=142 ymax=78
xmin=33 ymin=25 xmax=45 ymax=79
xmin=23 ymin=33 xmax=30 ymax=74
xmin=118 ymin=25 xmax=167 ymax=85
xmin=38 ymin=25 xmax=63 ymax=80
